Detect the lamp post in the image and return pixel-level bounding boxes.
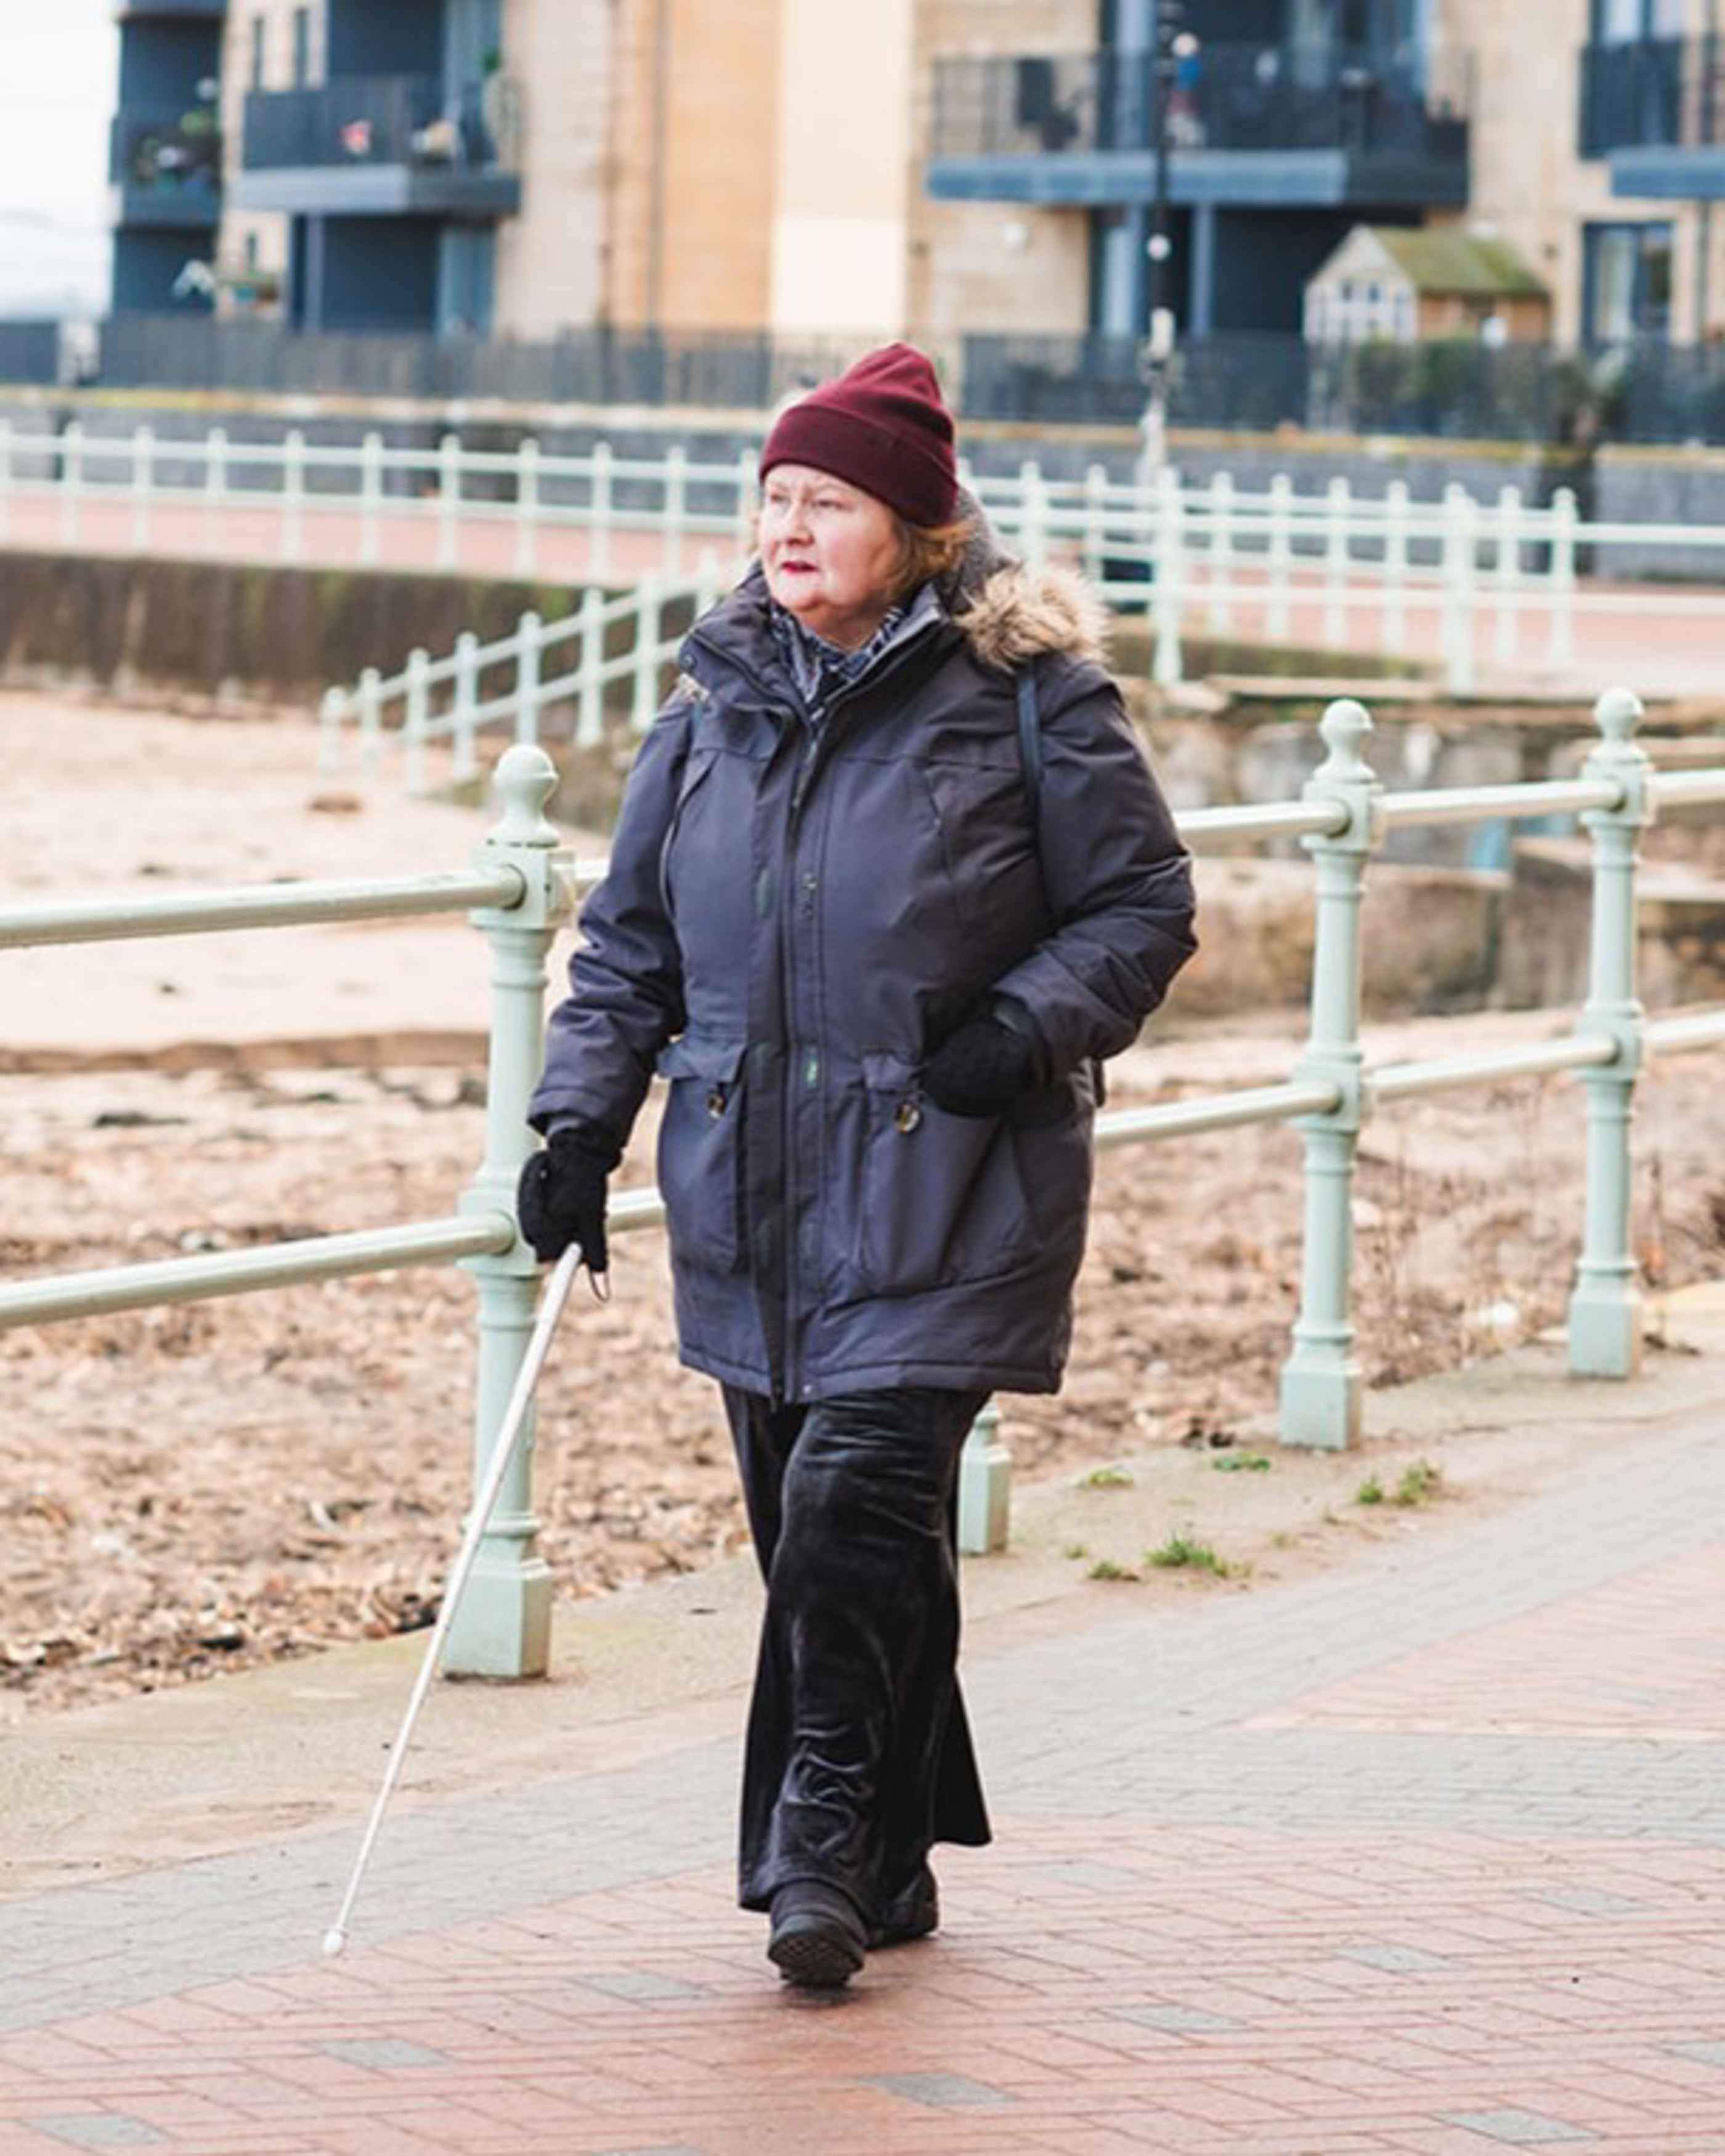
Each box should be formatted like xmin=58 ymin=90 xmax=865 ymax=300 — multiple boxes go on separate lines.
xmin=1138 ymin=13 xmax=1199 ymax=485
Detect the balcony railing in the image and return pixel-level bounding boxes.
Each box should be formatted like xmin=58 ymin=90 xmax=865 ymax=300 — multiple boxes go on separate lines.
xmin=242 ymin=73 xmax=518 ymax=174
xmin=929 ymin=43 xmax=1469 ymax=165
xmin=1578 ymin=35 xmax=1723 ymax=158
xmin=110 ymin=111 xmax=222 ymax=206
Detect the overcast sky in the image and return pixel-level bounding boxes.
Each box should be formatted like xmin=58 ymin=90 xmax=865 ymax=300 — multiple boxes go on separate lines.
xmin=0 ymin=8 xmax=122 ymax=315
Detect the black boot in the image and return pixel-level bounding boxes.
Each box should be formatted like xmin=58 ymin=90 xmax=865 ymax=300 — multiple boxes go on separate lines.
xmin=869 ymin=1864 xmax=938 ymax=1949
xmin=768 ymin=1880 xmax=867 ymax=1988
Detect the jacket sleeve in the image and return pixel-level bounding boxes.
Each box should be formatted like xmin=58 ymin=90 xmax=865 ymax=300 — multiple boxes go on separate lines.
xmin=988 ymin=664 xmax=1196 ymax=1073
xmin=526 ymin=696 xmax=692 ymax=1149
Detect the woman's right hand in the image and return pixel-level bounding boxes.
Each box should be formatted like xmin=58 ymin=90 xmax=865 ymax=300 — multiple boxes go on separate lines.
xmin=516 ymin=1129 xmax=613 ymax=1270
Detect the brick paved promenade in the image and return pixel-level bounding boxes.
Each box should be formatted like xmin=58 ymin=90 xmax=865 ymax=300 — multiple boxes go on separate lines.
xmin=2 ymin=1301 xmax=1723 ymax=2154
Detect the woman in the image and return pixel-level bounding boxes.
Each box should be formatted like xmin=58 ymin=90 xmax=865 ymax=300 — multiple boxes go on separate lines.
xmin=518 ymin=344 xmax=1196 ymax=1988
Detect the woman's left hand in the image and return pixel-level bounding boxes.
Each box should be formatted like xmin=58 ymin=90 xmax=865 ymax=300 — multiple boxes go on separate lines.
xmin=920 ymin=1014 xmax=1041 ymax=1118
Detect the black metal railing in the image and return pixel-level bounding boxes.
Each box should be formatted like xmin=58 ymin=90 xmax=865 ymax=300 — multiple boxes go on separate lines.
xmin=1578 ymin=35 xmax=1723 ymax=158
xmin=930 ymin=43 xmax=1470 ymax=166
xmin=110 ymin=110 xmax=223 ymax=200
xmin=242 ymin=73 xmax=516 ymax=172
xmin=960 ymin=332 xmax=1725 ymax=446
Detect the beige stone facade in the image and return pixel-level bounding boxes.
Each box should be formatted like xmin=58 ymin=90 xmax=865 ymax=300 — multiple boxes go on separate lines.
xmin=208 ymin=0 xmax=1725 ymax=349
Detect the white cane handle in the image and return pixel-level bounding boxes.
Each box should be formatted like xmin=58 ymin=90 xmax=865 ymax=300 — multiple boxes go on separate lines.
xmin=323 ymin=1243 xmax=582 ymax=1954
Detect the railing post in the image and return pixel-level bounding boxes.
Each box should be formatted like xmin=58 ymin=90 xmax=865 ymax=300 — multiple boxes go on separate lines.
xmin=513 ymin=435 xmax=540 ymax=576
xmin=1323 ymin=476 xmax=1349 ymax=646
xmin=1547 ymin=484 xmax=1578 ymax=670
xmin=1083 ymin=462 xmax=1108 ymax=585
xmin=447 ymin=743 xmax=574 ymax=1680
xmin=404 ymin=647 xmax=431 ymax=795
xmin=577 ymin=587 xmax=605 ymax=746
xmin=1493 ymin=482 xmax=1522 ymax=664
xmin=957 ymin=1399 xmax=1009 ymax=1556
xmin=317 ymin=686 xmax=346 ymax=773
xmin=1440 ymin=482 xmax=1476 ymax=693
xmin=1267 ymin=472 xmax=1292 ymax=641
xmin=1021 ymin=460 xmax=1048 ymax=569
xmin=664 ymin=442 xmax=688 ymax=576
xmin=1151 ymin=465 xmax=1183 ymax=686
xmin=1382 ymin=478 xmax=1408 ymax=653
xmin=60 ymin=420 xmax=83 ymax=547
xmin=631 ymin=572 xmax=664 ymax=731
xmin=1567 ymin=687 xmax=1652 ymax=1380
xmin=131 ymin=425 xmax=153 ymax=553
xmin=1279 ymin=699 xmax=1383 ymax=1450
xmin=514 ymin=609 xmax=542 ymax=744
xmin=452 ymin=630 xmax=480 ymax=785
xmin=590 ymin=441 xmax=613 ymax=581
xmin=282 ymin=428 xmax=305 ymax=564
xmin=437 ymin=431 xmax=461 ymax=571
xmin=360 ymin=429 xmax=383 ymax=567
xmin=358 ymin=665 xmax=383 ymax=771
xmin=1207 ymin=470 xmax=1233 ymax=633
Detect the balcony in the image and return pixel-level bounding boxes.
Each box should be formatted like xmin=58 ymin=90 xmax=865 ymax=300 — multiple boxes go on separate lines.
xmin=232 ymin=74 xmax=521 ymax=218
xmin=110 ymin=110 xmax=222 ymax=228
xmin=927 ymin=44 xmax=1470 ymax=211
xmin=1580 ymin=36 xmax=1725 ymax=198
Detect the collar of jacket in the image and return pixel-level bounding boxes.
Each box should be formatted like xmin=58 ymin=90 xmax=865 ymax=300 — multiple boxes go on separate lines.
xmin=678 ymin=487 xmax=1113 ymax=709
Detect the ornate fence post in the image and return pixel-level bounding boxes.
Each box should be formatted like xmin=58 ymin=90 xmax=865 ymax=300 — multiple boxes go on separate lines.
xmin=1382 ymin=478 xmax=1408 ymax=654
xmin=447 ymin=743 xmax=574 ymax=1678
xmin=1267 ymin=472 xmax=1292 ymax=642
xmin=404 ymin=647 xmax=431 ymax=795
xmin=1568 ymin=687 xmax=1652 ymax=1379
xmin=1323 ymin=475 xmax=1349 ymax=647
xmin=1207 ymin=470 xmax=1233 ymax=633
xmin=452 ymin=631 xmax=480 ymax=785
xmin=631 ymin=572 xmax=664 ymax=731
xmin=514 ymin=436 xmax=540 ymax=576
xmin=957 ymin=1401 xmax=1009 ymax=1557
xmin=1280 ymin=699 xmax=1384 ymax=1450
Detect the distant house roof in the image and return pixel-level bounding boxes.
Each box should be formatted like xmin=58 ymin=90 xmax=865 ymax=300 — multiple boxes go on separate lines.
xmin=1365 ymin=227 xmax=1548 ymax=301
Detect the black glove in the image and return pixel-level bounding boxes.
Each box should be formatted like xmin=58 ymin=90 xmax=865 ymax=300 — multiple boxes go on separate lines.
xmin=921 ymin=1014 xmax=1042 ymax=1118
xmin=516 ymin=1128 xmax=616 ymax=1269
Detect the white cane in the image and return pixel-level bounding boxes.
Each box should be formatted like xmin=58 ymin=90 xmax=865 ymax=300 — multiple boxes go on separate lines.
xmin=322 ymin=1243 xmax=585 ymax=1956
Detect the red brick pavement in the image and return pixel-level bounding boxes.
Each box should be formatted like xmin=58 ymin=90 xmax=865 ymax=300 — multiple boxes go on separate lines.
xmin=3 ymin=1815 xmax=1724 ymax=2155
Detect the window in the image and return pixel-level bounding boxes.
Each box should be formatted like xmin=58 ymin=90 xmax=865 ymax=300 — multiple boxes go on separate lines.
xmin=1584 ymin=221 xmax=1674 ymax=341
xmin=291 ymin=9 xmax=311 ymax=89
xmin=249 ymin=16 xmax=265 ymax=90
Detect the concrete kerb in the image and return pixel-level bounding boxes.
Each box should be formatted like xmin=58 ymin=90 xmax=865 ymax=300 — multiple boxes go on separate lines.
xmin=4 ymin=1279 xmax=1723 ymax=1906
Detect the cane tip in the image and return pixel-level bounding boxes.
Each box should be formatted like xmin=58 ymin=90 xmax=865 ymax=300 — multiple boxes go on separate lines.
xmin=322 ymin=1927 xmax=348 ymax=1959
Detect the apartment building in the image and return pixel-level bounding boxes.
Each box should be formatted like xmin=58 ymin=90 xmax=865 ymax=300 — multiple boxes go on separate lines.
xmin=112 ymin=0 xmax=1724 ymax=352
xmin=110 ymin=1 xmax=226 ymax=314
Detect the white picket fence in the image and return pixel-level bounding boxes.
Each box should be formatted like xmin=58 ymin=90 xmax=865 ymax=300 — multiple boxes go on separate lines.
xmin=318 ymin=560 xmax=734 ymax=789
xmin=7 ymin=418 xmax=1725 ymax=701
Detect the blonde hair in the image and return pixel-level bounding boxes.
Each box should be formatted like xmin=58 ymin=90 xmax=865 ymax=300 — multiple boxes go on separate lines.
xmin=891 ymin=513 xmax=976 ymax=601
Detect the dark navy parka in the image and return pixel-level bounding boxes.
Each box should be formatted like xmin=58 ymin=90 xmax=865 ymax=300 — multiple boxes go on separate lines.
xmin=529 ymin=549 xmax=1197 ymax=1404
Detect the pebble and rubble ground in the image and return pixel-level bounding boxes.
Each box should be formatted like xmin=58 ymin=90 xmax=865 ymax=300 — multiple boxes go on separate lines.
xmin=1 ymin=690 xmax=1723 ymax=2152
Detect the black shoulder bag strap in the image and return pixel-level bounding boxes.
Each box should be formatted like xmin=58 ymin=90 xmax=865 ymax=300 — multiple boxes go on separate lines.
xmin=1013 ymin=662 xmax=1107 ymax=1105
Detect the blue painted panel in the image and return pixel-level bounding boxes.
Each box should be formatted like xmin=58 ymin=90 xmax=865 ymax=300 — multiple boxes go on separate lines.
xmin=1607 ymin=145 xmax=1725 ymax=196
xmin=112 ymin=228 xmax=214 ymax=314
xmin=327 ymin=0 xmax=446 ymax=78
xmin=319 ymin=216 xmax=441 ymax=330
xmin=118 ymin=18 xmax=222 ymax=108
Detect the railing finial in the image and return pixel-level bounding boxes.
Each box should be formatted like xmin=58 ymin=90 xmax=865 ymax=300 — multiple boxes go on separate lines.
xmin=1593 ymin=686 xmax=1643 ymax=747
xmin=1316 ymin=696 xmax=1373 ymax=782
xmin=490 ymin=743 xmax=559 ymax=848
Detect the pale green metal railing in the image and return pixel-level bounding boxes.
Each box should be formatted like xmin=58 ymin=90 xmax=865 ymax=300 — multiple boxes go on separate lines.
xmin=3 ymin=698 xmax=1724 ymax=1677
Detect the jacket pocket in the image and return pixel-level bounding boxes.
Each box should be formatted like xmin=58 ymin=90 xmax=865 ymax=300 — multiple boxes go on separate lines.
xmin=853 ymin=1052 xmax=1037 ymax=1296
xmin=655 ymin=1035 xmax=748 ymax=1274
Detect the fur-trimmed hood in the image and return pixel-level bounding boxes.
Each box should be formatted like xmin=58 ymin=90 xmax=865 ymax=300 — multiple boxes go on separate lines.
xmin=936 ymin=490 xmax=1111 ymax=674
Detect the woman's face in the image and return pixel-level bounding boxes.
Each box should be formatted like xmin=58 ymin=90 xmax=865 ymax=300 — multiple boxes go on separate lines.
xmin=758 ymin=463 xmax=903 ymax=648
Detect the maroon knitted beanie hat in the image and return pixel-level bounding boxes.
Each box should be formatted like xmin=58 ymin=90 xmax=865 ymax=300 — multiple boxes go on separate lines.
xmin=759 ymin=343 xmax=958 ymax=527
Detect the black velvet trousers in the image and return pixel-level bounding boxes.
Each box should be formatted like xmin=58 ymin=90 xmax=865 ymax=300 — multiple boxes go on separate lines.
xmin=720 ymin=1385 xmax=994 ymax=1922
